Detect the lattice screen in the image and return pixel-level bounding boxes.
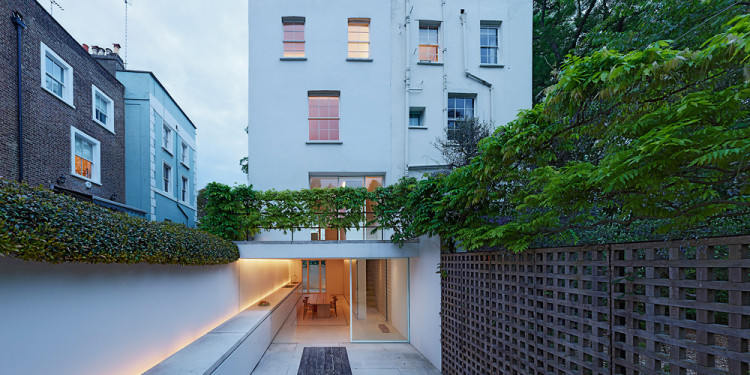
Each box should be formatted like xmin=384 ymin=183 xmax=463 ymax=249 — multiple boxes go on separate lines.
xmin=441 ymin=236 xmax=750 ymax=375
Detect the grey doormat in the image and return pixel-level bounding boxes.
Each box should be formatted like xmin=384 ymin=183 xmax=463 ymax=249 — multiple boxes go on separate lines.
xmin=297 ymin=347 xmax=352 ymax=375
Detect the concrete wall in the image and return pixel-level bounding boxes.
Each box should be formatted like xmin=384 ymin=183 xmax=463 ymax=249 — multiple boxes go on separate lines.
xmin=390 ymin=258 xmax=409 ymax=340
xmin=238 ymin=259 xmax=292 ymax=309
xmin=0 ymin=257 xmax=240 ymax=375
xmin=409 ymin=236 xmax=442 ymax=371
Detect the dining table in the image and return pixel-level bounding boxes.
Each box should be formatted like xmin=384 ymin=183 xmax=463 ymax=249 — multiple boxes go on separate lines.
xmin=308 ymin=293 xmax=332 ymax=318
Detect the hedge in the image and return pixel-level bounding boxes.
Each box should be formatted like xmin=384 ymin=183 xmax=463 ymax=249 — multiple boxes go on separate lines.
xmin=0 ymin=179 xmax=239 ymax=265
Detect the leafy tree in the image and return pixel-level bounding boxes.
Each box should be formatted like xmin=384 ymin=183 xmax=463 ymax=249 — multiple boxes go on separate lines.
xmin=240 ymin=156 xmax=249 ymax=175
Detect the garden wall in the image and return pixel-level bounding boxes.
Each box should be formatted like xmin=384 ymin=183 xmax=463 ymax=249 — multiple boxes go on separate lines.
xmin=441 ymin=235 xmax=750 ymax=375
xmin=0 ymin=257 xmax=291 ymax=375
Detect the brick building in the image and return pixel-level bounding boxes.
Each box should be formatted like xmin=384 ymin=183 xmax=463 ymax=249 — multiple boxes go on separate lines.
xmin=0 ymin=0 xmax=132 ymax=210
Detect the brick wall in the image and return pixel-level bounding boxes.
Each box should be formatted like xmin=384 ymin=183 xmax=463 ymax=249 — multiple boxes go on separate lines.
xmin=0 ymin=0 xmax=125 ymax=203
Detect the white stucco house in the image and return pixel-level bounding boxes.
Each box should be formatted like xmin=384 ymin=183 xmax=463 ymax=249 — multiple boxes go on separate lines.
xmin=245 ymin=0 xmax=532 ymax=371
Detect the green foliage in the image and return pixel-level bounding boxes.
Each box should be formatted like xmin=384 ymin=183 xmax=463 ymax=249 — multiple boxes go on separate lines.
xmin=0 ymin=180 xmax=239 ymax=265
xmin=199 ymin=182 xmax=373 ymax=239
xmin=533 ymin=0 xmax=747 ymax=102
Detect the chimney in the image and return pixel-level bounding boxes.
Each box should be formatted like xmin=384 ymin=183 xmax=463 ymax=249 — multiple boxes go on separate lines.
xmin=82 ymin=43 xmax=89 ymax=52
xmin=88 ymin=42 xmax=125 ymax=77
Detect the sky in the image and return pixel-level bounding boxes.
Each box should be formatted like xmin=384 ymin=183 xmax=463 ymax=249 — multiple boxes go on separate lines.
xmin=35 ymin=0 xmax=249 ymax=189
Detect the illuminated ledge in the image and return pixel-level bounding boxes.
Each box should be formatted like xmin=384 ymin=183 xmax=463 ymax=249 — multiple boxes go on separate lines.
xmin=236 ymin=239 xmax=421 ymax=259
xmin=144 ymin=283 xmax=301 ymax=375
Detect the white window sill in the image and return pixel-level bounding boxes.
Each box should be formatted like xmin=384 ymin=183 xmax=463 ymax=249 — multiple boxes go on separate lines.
xmin=417 ymin=61 xmax=443 ymax=66
xmin=409 ymin=126 xmax=428 ymax=130
xmin=306 ymin=140 xmax=343 ymax=145
xmin=70 ymin=173 xmax=101 ymax=186
xmin=346 ymin=58 xmax=373 ymax=62
xmin=280 ymin=57 xmax=307 ymax=61
xmin=162 ymin=146 xmax=174 ymax=156
xmin=93 ymin=118 xmax=115 ymax=134
xmin=43 ymin=87 xmax=75 ymax=109
xmin=480 ymin=64 xmax=505 ymax=68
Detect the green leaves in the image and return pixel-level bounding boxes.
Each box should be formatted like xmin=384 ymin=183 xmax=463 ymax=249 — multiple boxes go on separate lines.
xmin=0 ymin=179 xmax=238 ymax=265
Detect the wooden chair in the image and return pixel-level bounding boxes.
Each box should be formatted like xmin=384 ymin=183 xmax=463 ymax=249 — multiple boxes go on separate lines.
xmin=329 ymin=299 xmax=337 ymax=317
xmin=303 ymin=299 xmax=316 ymax=319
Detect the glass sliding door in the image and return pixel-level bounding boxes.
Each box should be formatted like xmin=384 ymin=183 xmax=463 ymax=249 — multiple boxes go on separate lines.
xmin=302 ymin=259 xmax=326 ymax=293
xmin=350 ymin=258 xmax=409 ymax=342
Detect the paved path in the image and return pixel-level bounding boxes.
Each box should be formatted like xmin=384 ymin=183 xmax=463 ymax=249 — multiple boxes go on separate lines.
xmin=252 ymin=343 xmax=441 ymax=375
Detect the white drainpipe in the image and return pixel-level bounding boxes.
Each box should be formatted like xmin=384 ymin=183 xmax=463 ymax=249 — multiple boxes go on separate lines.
xmin=404 ymin=0 xmax=412 ymax=177
xmin=460 ymin=11 xmax=494 ymax=123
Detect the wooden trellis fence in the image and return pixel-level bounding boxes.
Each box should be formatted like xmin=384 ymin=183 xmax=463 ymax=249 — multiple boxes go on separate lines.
xmin=441 ymin=235 xmax=750 ymax=375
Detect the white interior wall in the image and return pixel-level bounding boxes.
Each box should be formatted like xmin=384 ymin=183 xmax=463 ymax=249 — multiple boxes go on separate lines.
xmin=389 ymin=258 xmax=409 ymax=339
xmin=0 ymin=258 xmax=241 ymax=375
xmin=409 ymin=236 xmax=442 ymax=371
xmin=325 ymin=259 xmax=345 ymax=295
xmin=343 ymin=259 xmax=351 ymax=300
xmin=238 ymin=259 xmax=292 ymax=309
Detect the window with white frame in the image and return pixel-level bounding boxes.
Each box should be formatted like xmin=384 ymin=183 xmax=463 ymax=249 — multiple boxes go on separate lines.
xmin=282 ymin=17 xmax=305 ymax=58
xmin=418 ymin=22 xmax=440 ymax=62
xmin=348 ymin=19 xmax=370 ymax=59
xmin=409 ymin=107 xmax=425 ymax=128
xmin=91 ymin=85 xmax=114 ymax=133
xmin=162 ymin=123 xmax=172 ymax=152
xmin=447 ymin=95 xmax=475 ymax=140
xmin=181 ymin=176 xmax=189 ymax=202
xmin=70 ymin=127 xmax=100 ymax=184
xmin=41 ymin=42 xmax=74 ymax=106
xmin=181 ymin=142 xmax=189 ymax=165
xmin=163 ymin=163 xmax=172 ymax=193
xmin=308 ymin=92 xmax=340 ymax=141
xmin=480 ymin=22 xmax=500 ymax=64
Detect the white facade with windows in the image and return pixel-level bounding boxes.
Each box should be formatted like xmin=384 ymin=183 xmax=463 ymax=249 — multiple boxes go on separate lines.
xmin=247 ymin=0 xmax=531 ymax=370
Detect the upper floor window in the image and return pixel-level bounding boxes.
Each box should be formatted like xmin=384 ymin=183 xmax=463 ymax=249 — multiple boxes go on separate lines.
xmin=163 ymin=163 xmax=172 ymax=193
xmin=181 ymin=176 xmax=189 ymax=202
xmin=418 ymin=23 xmax=440 ymax=62
xmin=162 ymin=123 xmax=172 ymax=152
xmin=91 ymin=85 xmax=114 ymax=133
xmin=308 ymin=92 xmax=340 ymax=141
xmin=447 ymin=95 xmax=475 ymax=140
xmin=181 ymin=142 xmax=189 ymax=165
xmin=41 ymin=42 xmax=74 ymax=106
xmin=409 ymin=107 xmax=425 ymax=128
xmin=480 ymin=22 xmax=500 ymax=64
xmin=70 ymin=127 xmax=101 ymax=184
xmin=348 ymin=19 xmax=370 ymax=59
xmin=282 ymin=17 xmax=305 ymax=58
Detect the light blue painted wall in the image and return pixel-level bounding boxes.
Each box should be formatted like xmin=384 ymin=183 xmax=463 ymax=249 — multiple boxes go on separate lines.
xmin=117 ymin=71 xmax=197 ymax=227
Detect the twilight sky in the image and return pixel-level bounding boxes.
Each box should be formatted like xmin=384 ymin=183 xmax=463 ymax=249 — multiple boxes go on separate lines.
xmin=35 ymin=0 xmax=249 ymax=189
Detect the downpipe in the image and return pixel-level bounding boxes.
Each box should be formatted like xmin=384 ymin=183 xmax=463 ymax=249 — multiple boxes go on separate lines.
xmin=12 ymin=12 xmax=26 ymax=182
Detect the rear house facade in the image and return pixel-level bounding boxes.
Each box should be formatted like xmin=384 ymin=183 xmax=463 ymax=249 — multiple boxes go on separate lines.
xmin=246 ymin=0 xmax=532 ymax=372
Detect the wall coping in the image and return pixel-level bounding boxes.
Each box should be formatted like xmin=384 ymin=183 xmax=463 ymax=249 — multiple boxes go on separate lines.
xmin=143 ymin=283 xmax=301 ymax=374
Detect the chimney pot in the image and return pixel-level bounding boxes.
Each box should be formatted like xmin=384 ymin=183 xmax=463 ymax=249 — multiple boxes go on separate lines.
xmin=112 ymin=43 xmax=121 ymax=54
xmin=82 ymin=43 xmax=89 ymax=52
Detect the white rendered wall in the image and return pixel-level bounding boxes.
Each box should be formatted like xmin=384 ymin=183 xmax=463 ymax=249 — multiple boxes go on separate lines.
xmin=409 ymin=236 xmax=442 ymax=371
xmin=238 ymin=259 xmax=293 ymax=309
xmin=248 ymin=0 xmax=532 ymax=187
xmin=0 ymin=258 xmax=240 ymax=375
xmin=390 ymin=258 xmax=409 ymax=339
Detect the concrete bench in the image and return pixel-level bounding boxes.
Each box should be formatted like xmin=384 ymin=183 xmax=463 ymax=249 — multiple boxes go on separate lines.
xmin=144 ymin=283 xmax=301 ymax=375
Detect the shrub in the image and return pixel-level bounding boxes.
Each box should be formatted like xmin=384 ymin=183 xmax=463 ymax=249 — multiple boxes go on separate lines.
xmin=0 ymin=179 xmax=239 ymax=265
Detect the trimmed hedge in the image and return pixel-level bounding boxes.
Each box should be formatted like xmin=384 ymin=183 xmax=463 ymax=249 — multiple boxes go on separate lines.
xmin=0 ymin=179 xmax=239 ymax=265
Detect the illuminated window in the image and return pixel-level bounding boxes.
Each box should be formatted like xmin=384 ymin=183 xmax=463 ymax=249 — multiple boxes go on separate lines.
xmin=91 ymin=85 xmax=114 ymax=133
xmin=282 ymin=17 xmax=305 ymax=58
xmin=418 ymin=23 xmax=439 ymax=62
xmin=163 ymin=164 xmax=172 ymax=193
xmin=448 ymin=95 xmax=475 ymax=139
xmin=348 ymin=19 xmax=370 ymax=59
xmin=41 ymin=42 xmax=74 ymax=105
xmin=480 ymin=22 xmax=500 ymax=64
xmin=308 ymin=92 xmax=340 ymax=141
xmin=70 ymin=127 xmax=100 ymax=184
